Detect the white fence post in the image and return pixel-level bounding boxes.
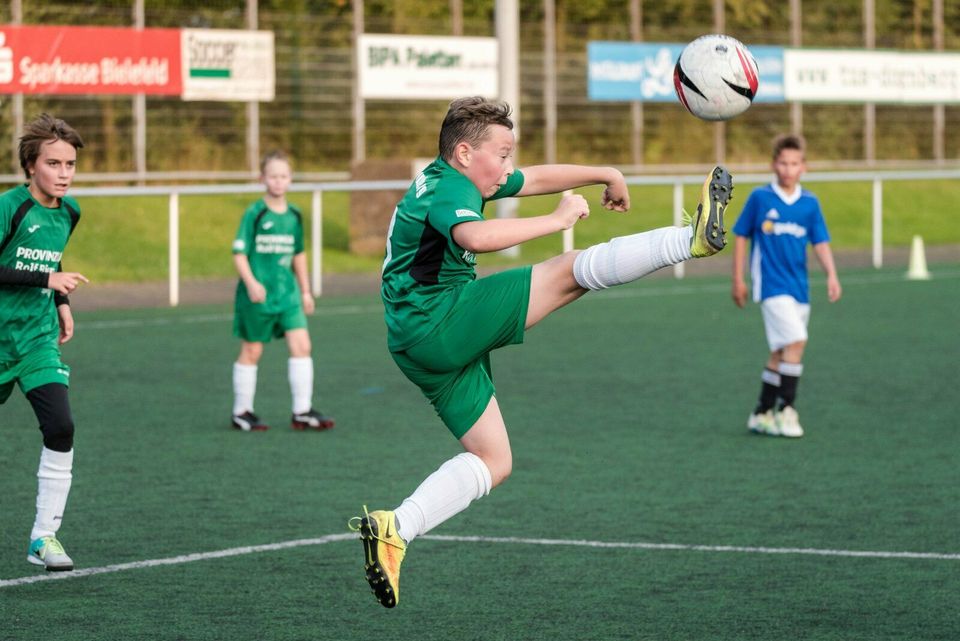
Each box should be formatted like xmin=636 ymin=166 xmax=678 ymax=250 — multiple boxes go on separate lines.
xmin=168 ymin=191 xmax=179 ymax=307
xmin=673 ymin=181 xmax=685 ymax=279
xmin=312 ymin=189 xmax=323 ymax=297
xmin=872 ymin=178 xmax=883 ymax=269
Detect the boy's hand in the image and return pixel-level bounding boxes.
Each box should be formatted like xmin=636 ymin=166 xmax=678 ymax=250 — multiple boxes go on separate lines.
xmin=247 ymin=280 xmax=267 ymax=303
xmin=600 ymin=174 xmax=630 ymax=212
xmin=47 ymin=271 xmax=89 ymax=295
xmin=731 ymin=280 xmax=748 ymax=308
xmin=301 ymin=292 xmax=315 ymax=315
xmin=553 ymin=193 xmax=590 ymax=230
xmin=57 ymin=304 xmax=75 ymax=345
xmin=827 ymin=275 xmax=842 ymax=302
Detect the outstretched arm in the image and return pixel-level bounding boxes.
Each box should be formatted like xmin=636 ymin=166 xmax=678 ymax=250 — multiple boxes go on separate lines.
xmin=516 ymin=165 xmax=629 ymax=212
xmin=0 ymin=266 xmax=88 ymax=294
xmin=452 ymin=193 xmax=589 ymax=254
xmin=813 ymin=242 xmax=842 ymax=302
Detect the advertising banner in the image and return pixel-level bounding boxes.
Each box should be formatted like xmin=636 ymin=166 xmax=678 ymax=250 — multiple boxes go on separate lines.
xmin=181 ymin=29 xmax=275 ymax=101
xmin=358 ymin=34 xmax=498 ymax=100
xmin=784 ymin=49 xmax=960 ymax=103
xmin=587 ymin=41 xmax=784 ymax=104
xmin=0 ymin=25 xmax=181 ymax=95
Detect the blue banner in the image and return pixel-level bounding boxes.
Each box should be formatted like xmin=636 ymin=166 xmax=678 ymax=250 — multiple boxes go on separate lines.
xmin=588 ymin=41 xmax=784 ymax=103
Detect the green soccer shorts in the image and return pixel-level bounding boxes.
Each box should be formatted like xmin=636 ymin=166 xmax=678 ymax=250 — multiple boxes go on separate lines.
xmin=0 ymin=343 xmax=70 ymax=404
xmin=233 ymin=301 xmax=308 ymax=343
xmin=391 ymin=266 xmax=532 ymax=439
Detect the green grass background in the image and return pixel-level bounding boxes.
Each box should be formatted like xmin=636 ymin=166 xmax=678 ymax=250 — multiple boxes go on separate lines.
xmin=65 ymin=178 xmax=960 ymax=283
xmin=1 ymin=267 xmax=958 ymax=640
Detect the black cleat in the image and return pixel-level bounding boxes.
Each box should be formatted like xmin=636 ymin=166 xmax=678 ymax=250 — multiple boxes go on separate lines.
xmin=232 ymin=411 xmax=269 ymax=432
xmin=291 ymin=409 xmax=335 ymax=430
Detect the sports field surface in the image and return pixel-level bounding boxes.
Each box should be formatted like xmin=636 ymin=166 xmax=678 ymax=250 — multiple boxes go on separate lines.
xmin=1 ymin=266 xmax=958 ymax=640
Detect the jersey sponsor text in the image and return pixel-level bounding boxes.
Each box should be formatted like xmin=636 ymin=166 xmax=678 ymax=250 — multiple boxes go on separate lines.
xmin=254 ymin=233 xmax=295 ymax=254
xmin=762 ymin=220 xmax=807 ymax=239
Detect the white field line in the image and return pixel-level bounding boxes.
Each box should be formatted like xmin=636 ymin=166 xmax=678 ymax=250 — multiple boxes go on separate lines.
xmin=1 ymin=533 xmax=957 ymax=589
xmin=80 ymin=268 xmax=960 ymax=331
xmin=0 ymin=533 xmax=355 ymax=588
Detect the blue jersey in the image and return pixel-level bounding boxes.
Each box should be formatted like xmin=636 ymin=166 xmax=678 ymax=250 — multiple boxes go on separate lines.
xmin=732 ymin=183 xmax=830 ymax=304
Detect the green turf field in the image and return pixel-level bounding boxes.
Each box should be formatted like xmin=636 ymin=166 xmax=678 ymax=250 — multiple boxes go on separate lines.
xmin=1 ymin=267 xmax=958 ymax=640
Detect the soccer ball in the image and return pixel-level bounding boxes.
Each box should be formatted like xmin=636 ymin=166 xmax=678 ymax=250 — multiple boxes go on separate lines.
xmin=673 ymin=34 xmax=759 ymax=121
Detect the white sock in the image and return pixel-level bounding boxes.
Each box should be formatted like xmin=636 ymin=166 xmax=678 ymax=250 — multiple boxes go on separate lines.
xmin=31 ymin=447 xmax=73 ymax=541
xmin=393 ymin=452 xmax=493 ymax=544
xmin=288 ymin=357 xmax=313 ymax=414
xmin=573 ymin=226 xmax=693 ymax=290
xmin=233 ymin=363 xmax=258 ymax=415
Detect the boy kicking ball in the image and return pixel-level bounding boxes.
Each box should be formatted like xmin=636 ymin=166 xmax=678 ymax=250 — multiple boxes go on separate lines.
xmin=350 ymin=96 xmax=732 ymax=607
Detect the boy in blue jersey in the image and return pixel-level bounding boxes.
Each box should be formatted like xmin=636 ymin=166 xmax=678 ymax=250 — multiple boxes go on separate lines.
xmin=732 ymin=134 xmax=841 ymax=438
xmin=350 ymin=96 xmax=733 ymax=608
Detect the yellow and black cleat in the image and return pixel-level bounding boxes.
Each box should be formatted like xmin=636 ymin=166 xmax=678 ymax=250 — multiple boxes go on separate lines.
xmin=349 ymin=506 xmax=406 ymax=608
xmin=689 ymin=166 xmax=734 ymax=257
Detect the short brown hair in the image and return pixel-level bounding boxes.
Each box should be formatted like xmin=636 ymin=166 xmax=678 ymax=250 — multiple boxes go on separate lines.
xmin=772 ymin=134 xmax=805 ymax=160
xmin=438 ymin=96 xmax=514 ymax=161
xmin=260 ymin=149 xmax=291 ymax=175
xmin=19 ymin=114 xmax=84 ymax=180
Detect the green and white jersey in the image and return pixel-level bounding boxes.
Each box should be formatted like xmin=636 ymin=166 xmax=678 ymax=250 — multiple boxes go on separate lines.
xmin=381 ymin=156 xmax=524 ymax=351
xmin=232 ymin=199 xmax=305 ymax=313
xmin=0 ymin=185 xmax=80 ymax=360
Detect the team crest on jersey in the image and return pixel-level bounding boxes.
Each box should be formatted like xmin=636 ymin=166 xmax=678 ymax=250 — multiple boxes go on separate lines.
xmin=762 ymin=219 xmax=807 ymax=238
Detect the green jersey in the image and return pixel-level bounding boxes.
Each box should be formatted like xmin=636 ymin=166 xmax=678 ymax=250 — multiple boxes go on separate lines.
xmin=381 ymin=157 xmax=524 ymax=352
xmin=232 ymin=199 xmax=305 ymax=313
xmin=0 ymin=185 xmax=80 ymax=361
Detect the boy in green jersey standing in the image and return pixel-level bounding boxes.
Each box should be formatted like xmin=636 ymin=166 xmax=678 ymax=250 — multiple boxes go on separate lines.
xmin=350 ymin=97 xmax=733 ymax=607
xmin=231 ymin=151 xmax=334 ymax=432
xmin=0 ymin=114 xmax=89 ymax=571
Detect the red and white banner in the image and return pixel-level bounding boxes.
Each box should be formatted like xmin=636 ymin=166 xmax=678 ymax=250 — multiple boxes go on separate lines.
xmin=0 ymin=25 xmax=182 ymax=95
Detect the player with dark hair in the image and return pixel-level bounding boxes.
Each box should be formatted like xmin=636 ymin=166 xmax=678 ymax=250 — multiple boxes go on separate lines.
xmin=0 ymin=113 xmax=88 ymax=571
xmin=350 ymin=96 xmax=733 ymax=607
xmin=732 ymin=134 xmax=842 ymax=437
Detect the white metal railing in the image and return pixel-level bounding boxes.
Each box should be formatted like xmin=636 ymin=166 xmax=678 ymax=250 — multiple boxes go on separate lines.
xmin=68 ymin=168 xmax=960 ymax=306
xmin=70 ymin=180 xmax=409 ymax=306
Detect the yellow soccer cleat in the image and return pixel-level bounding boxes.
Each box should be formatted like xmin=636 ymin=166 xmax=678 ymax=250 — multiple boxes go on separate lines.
xmin=349 ymin=506 xmax=406 ymax=608
xmin=686 ymin=165 xmax=733 ymax=257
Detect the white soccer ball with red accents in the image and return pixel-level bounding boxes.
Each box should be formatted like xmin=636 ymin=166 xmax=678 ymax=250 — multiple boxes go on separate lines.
xmin=673 ymin=34 xmax=759 ymax=121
